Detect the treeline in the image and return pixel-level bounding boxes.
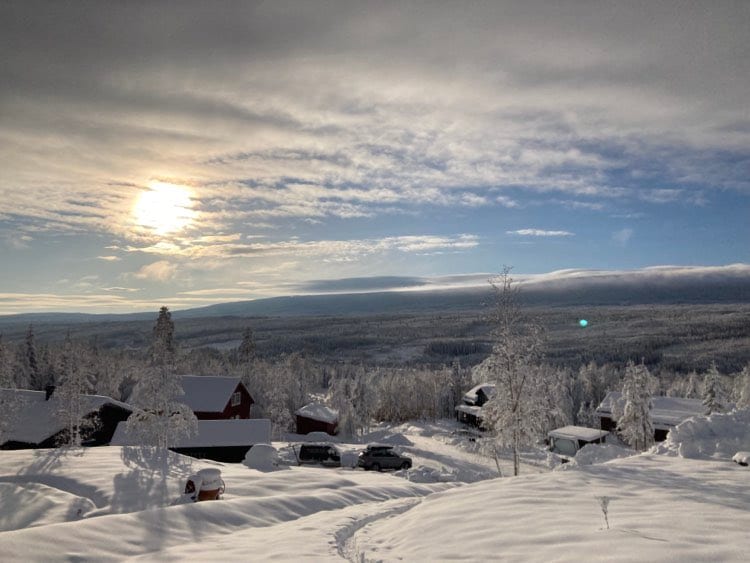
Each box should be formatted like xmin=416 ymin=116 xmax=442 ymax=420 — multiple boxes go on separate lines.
xmin=2 ymin=321 xmax=749 ymax=440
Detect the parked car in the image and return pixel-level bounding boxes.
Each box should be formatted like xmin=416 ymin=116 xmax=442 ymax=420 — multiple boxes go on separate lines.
xmin=297 ymin=443 xmax=342 ymax=467
xmin=358 ymin=444 xmax=412 ymax=471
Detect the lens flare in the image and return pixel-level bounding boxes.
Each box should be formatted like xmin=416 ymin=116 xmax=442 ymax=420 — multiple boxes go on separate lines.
xmin=579 ymin=319 xmax=589 ymax=327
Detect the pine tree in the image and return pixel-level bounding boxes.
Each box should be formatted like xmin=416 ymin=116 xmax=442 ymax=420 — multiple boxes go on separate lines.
xmin=702 ymin=362 xmax=725 ymax=415
xmin=238 ymin=327 xmax=257 ymax=365
xmin=126 ymin=307 xmax=197 ymax=448
xmin=617 ymin=360 xmax=655 ymax=451
xmin=24 ymin=325 xmax=42 ymax=389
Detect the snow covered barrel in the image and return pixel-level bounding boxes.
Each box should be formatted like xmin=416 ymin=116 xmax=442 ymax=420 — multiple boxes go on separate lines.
xmin=184 ymin=468 xmax=225 ymax=501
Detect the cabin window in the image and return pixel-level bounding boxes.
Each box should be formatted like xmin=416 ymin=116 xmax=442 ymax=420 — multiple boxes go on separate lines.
xmin=231 ymin=391 xmax=241 ymax=407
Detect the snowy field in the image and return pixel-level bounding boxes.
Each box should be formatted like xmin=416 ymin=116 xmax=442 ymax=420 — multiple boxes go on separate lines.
xmin=1 ymin=416 xmax=749 ymax=561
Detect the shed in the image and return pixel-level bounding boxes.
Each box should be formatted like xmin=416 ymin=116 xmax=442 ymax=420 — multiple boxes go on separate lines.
xmin=295 ymin=402 xmax=339 ymax=435
xmin=111 ymin=418 xmax=272 ymax=463
xmin=596 ymin=392 xmax=706 ymax=441
xmin=178 ymin=375 xmax=254 ymax=420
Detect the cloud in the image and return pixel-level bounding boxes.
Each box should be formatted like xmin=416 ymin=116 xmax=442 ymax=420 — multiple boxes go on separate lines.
xmin=97 ymin=255 xmax=121 ymax=261
xmin=133 ymin=260 xmax=178 ymax=282
xmin=1 ymin=1 xmax=748 ymax=243
xmin=612 ymin=228 xmax=634 ymax=246
xmin=507 ymin=229 xmax=574 ymax=237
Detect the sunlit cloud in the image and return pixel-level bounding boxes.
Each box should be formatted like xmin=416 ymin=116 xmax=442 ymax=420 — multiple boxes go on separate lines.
xmin=133 ymin=260 xmax=178 ymax=282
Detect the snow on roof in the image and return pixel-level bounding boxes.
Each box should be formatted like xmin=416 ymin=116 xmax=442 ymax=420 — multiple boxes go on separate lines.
xmin=0 ymin=388 xmax=132 ymax=445
xmin=548 ymin=425 xmax=609 ymax=442
xmin=178 ymin=375 xmax=244 ymax=413
xmin=294 ymin=402 xmax=338 ymax=424
xmin=462 ymin=383 xmax=496 ymax=405
xmin=110 ymin=418 xmax=271 ymax=448
xmin=596 ymin=391 xmax=706 ymax=428
xmin=455 ymin=404 xmax=483 ymax=416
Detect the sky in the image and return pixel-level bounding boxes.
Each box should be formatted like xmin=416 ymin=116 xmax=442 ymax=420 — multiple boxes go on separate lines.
xmin=1 ymin=1 xmax=749 ymax=314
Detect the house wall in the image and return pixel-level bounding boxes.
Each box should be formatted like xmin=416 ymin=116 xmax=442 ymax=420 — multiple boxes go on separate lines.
xmin=296 ymin=415 xmax=338 ymax=435
xmin=194 ymin=383 xmax=254 ymax=420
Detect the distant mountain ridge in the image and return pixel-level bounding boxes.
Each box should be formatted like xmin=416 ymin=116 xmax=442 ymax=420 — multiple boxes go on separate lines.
xmin=1 ymin=266 xmax=748 ymax=326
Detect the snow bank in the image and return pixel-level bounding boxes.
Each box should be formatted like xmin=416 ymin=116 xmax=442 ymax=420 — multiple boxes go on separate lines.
xmin=243 ymin=444 xmax=282 ymax=471
xmin=557 ymin=443 xmax=635 ymax=469
xmin=360 ymin=429 xmax=413 ymax=447
xmin=654 ymin=408 xmax=750 ymax=461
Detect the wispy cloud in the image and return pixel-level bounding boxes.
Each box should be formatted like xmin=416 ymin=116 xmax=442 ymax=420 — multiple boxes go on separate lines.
xmin=507 ymin=229 xmax=574 ymax=237
xmin=612 ymin=228 xmax=634 ymax=246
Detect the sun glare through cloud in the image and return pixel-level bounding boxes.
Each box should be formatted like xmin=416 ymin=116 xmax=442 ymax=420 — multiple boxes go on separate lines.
xmin=132 ymin=181 xmax=195 ymax=236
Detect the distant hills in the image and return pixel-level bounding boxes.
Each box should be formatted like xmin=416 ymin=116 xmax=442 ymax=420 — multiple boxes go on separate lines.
xmin=1 ymin=265 xmax=748 ymax=326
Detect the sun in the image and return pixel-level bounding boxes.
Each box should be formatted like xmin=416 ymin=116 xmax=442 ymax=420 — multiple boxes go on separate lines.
xmin=133 ymin=181 xmax=195 ymax=235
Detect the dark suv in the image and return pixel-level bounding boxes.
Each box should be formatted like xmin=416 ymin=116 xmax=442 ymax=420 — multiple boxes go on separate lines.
xmin=297 ymin=443 xmax=341 ymax=467
xmin=357 ymin=444 xmax=412 ymax=471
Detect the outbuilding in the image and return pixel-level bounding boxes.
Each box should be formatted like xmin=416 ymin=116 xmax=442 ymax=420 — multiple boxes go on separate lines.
xmin=295 ymin=402 xmax=339 ymax=435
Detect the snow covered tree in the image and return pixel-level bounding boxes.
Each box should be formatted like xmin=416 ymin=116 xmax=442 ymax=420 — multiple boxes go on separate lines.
xmin=476 ymin=267 xmax=546 ymax=476
xmin=0 ymin=335 xmax=14 ymax=389
xmin=126 ymin=307 xmax=196 ymax=448
xmin=735 ymin=364 xmax=750 ymax=410
xmin=21 ymin=325 xmax=41 ymax=389
xmin=329 ymin=375 xmax=356 ymax=438
xmin=238 ymin=327 xmax=257 ymax=365
xmin=617 ymin=360 xmax=654 ymax=451
xmin=266 ymin=386 xmax=294 ymax=440
xmin=54 ymin=333 xmax=90 ymax=446
xmin=702 ymin=362 xmax=725 ymax=415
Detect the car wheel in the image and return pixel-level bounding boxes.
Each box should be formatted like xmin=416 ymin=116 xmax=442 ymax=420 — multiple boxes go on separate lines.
xmin=400 ymin=461 xmax=410 ymax=470
xmin=371 ymin=463 xmax=380 ymax=472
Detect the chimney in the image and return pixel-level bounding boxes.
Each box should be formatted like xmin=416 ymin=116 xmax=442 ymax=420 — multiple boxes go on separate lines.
xmin=45 ymin=385 xmax=56 ymax=401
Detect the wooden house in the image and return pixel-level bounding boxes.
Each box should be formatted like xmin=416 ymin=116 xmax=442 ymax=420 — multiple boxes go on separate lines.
xmin=295 ymin=402 xmax=339 ymax=435
xmin=111 ymin=418 xmax=272 ymax=463
xmin=596 ymin=391 xmax=706 ymax=441
xmin=0 ymin=387 xmax=132 ymax=450
xmin=178 ymin=375 xmax=254 ymax=420
xmin=455 ymin=383 xmax=496 ymax=427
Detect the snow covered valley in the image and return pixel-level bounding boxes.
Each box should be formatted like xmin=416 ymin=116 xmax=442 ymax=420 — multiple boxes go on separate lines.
xmin=1 ymin=417 xmax=749 ymax=562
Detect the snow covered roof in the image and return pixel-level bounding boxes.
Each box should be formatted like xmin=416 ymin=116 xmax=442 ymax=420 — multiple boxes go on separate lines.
xmin=596 ymin=392 xmax=706 ymax=429
xmin=178 ymin=375 xmax=244 ymax=413
xmin=462 ymin=383 xmax=496 ymax=405
xmin=0 ymin=388 xmax=132 ymax=445
xmin=294 ymin=402 xmax=339 ymax=424
xmin=110 ymin=418 xmax=271 ymax=448
xmin=548 ymin=426 xmax=609 ymax=442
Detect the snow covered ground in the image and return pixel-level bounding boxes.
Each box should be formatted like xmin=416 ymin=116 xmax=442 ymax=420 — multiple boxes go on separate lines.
xmin=1 ymin=416 xmax=749 ymax=561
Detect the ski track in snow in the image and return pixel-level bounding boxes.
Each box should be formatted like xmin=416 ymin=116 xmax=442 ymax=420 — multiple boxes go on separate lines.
xmin=334 ymin=497 xmax=422 ymax=562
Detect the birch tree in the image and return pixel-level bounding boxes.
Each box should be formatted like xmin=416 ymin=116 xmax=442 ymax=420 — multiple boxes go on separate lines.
xmin=477 ymin=267 xmax=546 ymax=476
xmin=55 ymin=334 xmax=91 ymax=447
